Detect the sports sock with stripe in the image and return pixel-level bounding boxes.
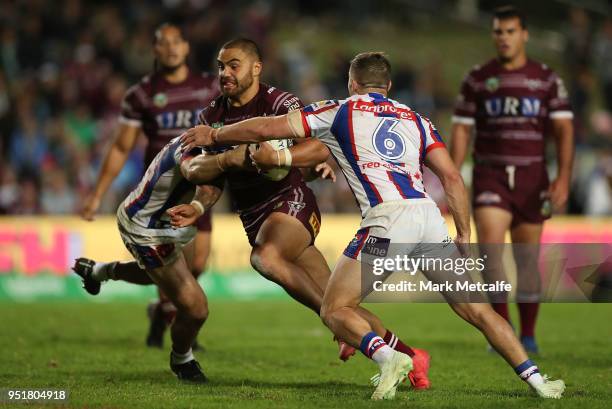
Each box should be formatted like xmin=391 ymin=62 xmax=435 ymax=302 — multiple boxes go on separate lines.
xmin=514 ymin=359 xmax=544 ymax=388
xmin=360 ymin=331 xmax=394 ymax=367
xmin=383 ymin=329 xmax=415 ymax=357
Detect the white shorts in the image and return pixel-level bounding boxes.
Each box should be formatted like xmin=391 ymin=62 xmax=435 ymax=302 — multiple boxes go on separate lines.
xmin=343 ymin=199 xmax=453 ymax=261
xmin=350 ymin=201 xmax=484 ymax=303
xmin=116 ymin=207 xmax=195 ymax=270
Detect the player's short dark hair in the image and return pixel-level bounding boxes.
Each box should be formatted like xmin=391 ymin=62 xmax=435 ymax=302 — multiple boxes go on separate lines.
xmin=349 ymin=52 xmax=391 ymax=89
xmin=493 ymin=5 xmax=527 ymax=29
xmin=153 ymin=22 xmax=185 ymax=44
xmin=220 ymin=38 xmax=262 ymax=61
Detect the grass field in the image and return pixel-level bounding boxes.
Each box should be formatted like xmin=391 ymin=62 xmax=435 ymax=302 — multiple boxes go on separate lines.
xmin=2 ymin=301 xmax=611 ymax=409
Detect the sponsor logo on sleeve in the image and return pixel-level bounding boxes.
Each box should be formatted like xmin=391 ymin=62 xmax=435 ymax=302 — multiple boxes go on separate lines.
xmin=556 ymin=77 xmax=569 ymax=99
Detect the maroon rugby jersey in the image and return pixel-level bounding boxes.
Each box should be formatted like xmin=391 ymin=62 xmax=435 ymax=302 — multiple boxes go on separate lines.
xmin=199 ymin=83 xmax=305 ymax=210
xmin=453 ymin=58 xmax=572 ymax=166
xmin=119 ymin=70 xmax=219 ymax=166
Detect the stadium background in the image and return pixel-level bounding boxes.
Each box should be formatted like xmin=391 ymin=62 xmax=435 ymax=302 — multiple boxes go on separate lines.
xmin=0 ymin=0 xmax=611 ymax=300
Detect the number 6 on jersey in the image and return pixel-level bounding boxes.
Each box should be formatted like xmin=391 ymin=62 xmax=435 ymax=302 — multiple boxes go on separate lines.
xmin=372 ymin=118 xmax=405 ymax=161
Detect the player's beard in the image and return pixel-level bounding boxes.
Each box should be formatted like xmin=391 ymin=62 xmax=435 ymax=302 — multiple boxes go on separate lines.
xmin=221 ymin=74 xmax=254 ymax=99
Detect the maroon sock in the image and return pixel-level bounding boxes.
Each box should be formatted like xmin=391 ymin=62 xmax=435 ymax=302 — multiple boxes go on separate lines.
xmin=383 ymin=330 xmax=415 ymax=357
xmin=492 ymin=302 xmax=511 ymax=322
xmin=518 ymin=303 xmax=539 ymax=338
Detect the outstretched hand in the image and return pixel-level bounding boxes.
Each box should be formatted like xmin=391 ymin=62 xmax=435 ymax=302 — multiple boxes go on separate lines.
xmin=314 ymin=162 xmax=336 ymax=182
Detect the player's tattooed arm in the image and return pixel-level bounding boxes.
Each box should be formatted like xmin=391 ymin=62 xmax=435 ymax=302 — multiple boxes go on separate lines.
xmin=425 ymin=147 xmax=471 ymax=250
xmin=250 ymin=139 xmax=329 ymax=169
xmin=249 ymin=141 xmax=336 ymax=182
xmin=181 ymin=111 xmax=305 ymax=150
xmin=166 ymin=185 xmax=222 ymax=228
xmin=180 ymin=145 xmax=249 ymax=184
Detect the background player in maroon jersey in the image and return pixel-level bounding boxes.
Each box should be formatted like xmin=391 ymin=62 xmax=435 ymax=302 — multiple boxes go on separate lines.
xmin=450 ymin=6 xmax=574 ymax=353
xmin=79 ymin=23 xmax=218 ymax=348
xmin=169 ymin=39 xmax=432 ymax=389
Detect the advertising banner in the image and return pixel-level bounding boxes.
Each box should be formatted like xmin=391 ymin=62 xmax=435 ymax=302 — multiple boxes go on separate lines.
xmin=0 ymin=215 xmax=610 ymax=301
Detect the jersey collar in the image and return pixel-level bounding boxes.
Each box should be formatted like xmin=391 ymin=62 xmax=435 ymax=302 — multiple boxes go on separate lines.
xmin=368 ymin=92 xmax=387 ymax=101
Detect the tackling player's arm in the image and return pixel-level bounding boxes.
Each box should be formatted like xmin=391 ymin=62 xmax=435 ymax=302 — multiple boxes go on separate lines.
xmin=291 ymin=140 xmax=335 ymax=182
xmin=249 ymin=138 xmax=335 ymax=182
xmin=167 ymin=184 xmax=223 ymax=228
xmin=81 ymin=124 xmax=140 ymax=220
xmin=180 ymin=145 xmax=248 ymax=184
xmin=181 ymin=110 xmax=337 ymax=180
xmin=288 ymin=139 xmax=330 ymax=168
xmin=450 ymin=123 xmax=473 ymax=168
xmin=425 ymin=148 xmax=471 ymax=245
xmin=549 ymin=118 xmax=573 ymax=209
xmin=181 ymin=110 xmax=304 ymax=150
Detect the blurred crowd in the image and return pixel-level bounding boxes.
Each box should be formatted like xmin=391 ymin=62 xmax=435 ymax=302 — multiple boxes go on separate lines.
xmin=0 ymin=0 xmax=610 ymax=216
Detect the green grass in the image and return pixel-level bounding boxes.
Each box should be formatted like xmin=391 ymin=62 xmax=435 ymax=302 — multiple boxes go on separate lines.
xmin=2 ymin=301 xmax=611 ymax=408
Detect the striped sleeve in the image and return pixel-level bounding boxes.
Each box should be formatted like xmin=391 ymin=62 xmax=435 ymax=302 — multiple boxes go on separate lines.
xmin=418 ymin=114 xmax=446 ymax=154
xmin=273 ymin=92 xmax=303 ymax=115
xmin=547 ymin=72 xmax=573 ymax=120
xmin=119 ymin=84 xmax=145 ymax=127
xmin=300 ymin=100 xmax=340 ymax=138
xmin=452 ymin=73 xmax=477 ymax=125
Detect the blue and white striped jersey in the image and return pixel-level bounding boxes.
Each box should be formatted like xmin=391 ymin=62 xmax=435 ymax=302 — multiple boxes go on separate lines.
xmin=300 ymin=92 xmax=445 ymax=217
xmin=118 ymin=137 xmax=196 ymax=236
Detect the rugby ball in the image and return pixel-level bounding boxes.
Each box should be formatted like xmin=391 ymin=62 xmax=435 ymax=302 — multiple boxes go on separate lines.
xmin=259 ymin=139 xmax=293 ymax=181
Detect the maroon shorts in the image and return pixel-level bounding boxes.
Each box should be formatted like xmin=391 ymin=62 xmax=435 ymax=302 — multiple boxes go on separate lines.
xmin=195 ymin=208 xmax=213 ymax=232
xmin=239 ymin=184 xmax=321 ymax=246
xmin=472 ymin=162 xmax=551 ymax=227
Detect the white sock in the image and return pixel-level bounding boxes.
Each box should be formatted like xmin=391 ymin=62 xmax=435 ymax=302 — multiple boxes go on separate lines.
xmin=171 ymin=348 xmax=194 ymax=365
xmin=371 ymin=345 xmax=395 ymax=368
xmin=525 ymin=372 xmax=545 ymax=388
xmin=517 ymin=362 xmax=545 ymax=388
xmin=91 ymin=262 xmax=117 ymax=282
